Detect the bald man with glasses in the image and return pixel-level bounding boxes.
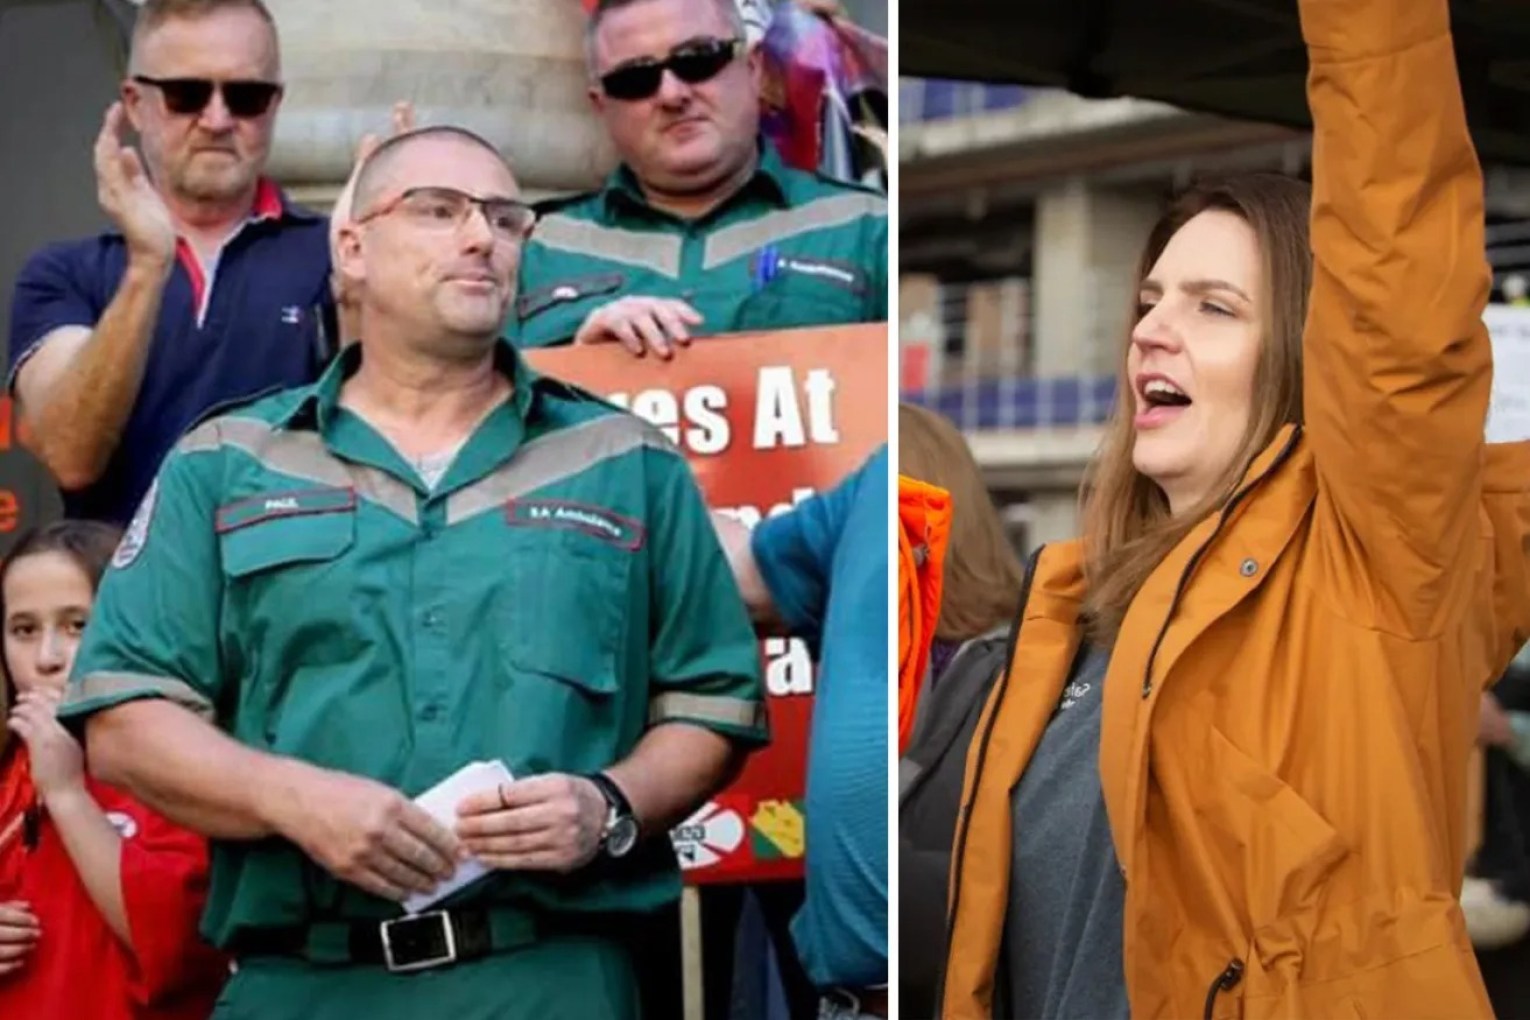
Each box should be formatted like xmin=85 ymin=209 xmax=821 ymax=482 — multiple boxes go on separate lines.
xmin=59 ymin=125 xmax=767 ymax=1020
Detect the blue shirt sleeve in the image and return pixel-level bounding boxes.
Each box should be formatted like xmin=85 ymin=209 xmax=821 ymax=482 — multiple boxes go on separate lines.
xmin=8 ymin=242 xmax=101 ymax=389
xmin=750 ymin=455 xmax=864 ymax=650
xmin=751 ymin=446 xmax=890 ymax=987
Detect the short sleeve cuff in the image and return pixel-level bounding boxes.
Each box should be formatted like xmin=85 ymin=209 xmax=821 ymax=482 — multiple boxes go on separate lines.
xmin=649 ymin=690 xmax=770 ymax=745
xmin=6 ymin=335 xmax=53 ymax=394
xmin=60 ymin=671 xmax=214 ymax=726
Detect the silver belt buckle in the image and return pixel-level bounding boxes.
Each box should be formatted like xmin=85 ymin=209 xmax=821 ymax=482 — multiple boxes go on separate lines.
xmin=380 ymin=910 xmax=457 ymax=973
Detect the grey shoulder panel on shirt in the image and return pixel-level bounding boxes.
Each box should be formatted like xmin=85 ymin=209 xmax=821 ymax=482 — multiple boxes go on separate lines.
xmin=445 ymin=412 xmax=676 ymax=526
xmin=173 ymin=415 xmax=420 ymax=525
xmin=531 ymin=213 xmax=684 ymax=279
xmin=701 ymin=191 xmax=887 ymax=270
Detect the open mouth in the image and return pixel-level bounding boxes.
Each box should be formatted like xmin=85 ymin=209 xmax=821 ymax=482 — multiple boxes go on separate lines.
xmin=1141 ymin=378 xmax=1191 ymax=409
xmin=1135 ymin=375 xmax=1192 ymax=427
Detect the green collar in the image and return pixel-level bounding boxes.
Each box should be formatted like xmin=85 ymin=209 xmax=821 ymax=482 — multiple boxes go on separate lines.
xmin=602 ymin=137 xmax=790 ymax=220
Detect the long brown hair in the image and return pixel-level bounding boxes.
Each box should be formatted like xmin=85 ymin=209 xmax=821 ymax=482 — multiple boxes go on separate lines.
xmin=1080 ymin=174 xmax=1311 ymax=643
xmin=899 ymin=403 xmax=1025 ymax=642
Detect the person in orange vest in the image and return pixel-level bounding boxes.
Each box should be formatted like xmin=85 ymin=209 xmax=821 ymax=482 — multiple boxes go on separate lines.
xmin=939 ymin=0 xmax=1530 ymax=1016
xmin=897 ymin=473 xmax=949 ymax=752
xmin=897 ymin=402 xmax=1023 ymax=741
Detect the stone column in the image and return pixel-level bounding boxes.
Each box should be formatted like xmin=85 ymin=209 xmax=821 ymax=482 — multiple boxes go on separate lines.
xmin=1027 ymin=489 xmax=1081 ymax=548
xmin=1032 ymin=178 xmax=1160 ymax=379
xmin=264 ymin=0 xmax=618 ymax=204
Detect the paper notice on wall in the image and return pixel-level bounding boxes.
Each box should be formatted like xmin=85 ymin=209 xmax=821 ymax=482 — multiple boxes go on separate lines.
xmin=1486 ymin=304 xmax=1530 ymax=443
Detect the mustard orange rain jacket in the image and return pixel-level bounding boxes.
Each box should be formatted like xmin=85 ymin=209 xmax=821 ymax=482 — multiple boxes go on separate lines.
xmin=941 ymin=1 xmax=1530 ymax=1016
xmin=899 ymin=476 xmax=951 ymax=753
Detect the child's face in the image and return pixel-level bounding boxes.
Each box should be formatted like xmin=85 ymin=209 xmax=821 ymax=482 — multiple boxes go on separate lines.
xmin=3 ymin=552 xmax=94 ymax=698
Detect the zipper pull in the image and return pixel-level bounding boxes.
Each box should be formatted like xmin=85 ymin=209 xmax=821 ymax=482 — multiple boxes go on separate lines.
xmin=1202 ymin=958 xmax=1244 ymax=1020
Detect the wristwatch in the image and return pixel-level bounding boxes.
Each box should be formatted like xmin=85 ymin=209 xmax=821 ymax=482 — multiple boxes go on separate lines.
xmin=584 ymin=772 xmax=639 ymax=859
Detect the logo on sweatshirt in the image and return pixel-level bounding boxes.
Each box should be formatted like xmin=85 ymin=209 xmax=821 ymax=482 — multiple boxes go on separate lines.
xmin=105 ymin=812 xmax=138 ymax=840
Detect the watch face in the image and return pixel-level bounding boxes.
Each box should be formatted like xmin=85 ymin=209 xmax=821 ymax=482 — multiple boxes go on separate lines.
xmin=607 ymin=816 xmax=640 ymax=858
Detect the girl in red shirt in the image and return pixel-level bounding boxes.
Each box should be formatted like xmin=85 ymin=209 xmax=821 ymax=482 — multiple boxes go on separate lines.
xmin=0 ymin=521 xmax=227 ymax=1019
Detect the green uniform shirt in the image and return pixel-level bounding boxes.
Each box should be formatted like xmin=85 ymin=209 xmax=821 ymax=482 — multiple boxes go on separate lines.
xmin=509 ymin=141 xmax=887 ymax=347
xmin=61 ymin=341 xmax=767 ymax=950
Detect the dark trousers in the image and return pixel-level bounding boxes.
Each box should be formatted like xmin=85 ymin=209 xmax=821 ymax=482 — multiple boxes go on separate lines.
xmin=1474 ymin=665 xmax=1530 ymax=1019
xmin=635 ymin=881 xmax=819 ymax=1020
xmin=1476 ymin=666 xmax=1530 ymax=900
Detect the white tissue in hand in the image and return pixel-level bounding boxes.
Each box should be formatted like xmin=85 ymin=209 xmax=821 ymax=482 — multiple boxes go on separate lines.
xmin=402 ymin=760 xmax=515 ymax=914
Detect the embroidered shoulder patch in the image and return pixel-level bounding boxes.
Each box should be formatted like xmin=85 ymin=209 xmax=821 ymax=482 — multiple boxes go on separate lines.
xmin=112 ymin=478 xmax=159 ymax=569
xmin=506 ymin=500 xmax=645 ymax=551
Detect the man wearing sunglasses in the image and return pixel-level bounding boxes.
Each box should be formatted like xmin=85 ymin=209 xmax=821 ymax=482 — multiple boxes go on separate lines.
xmin=508 ymin=0 xmax=887 ymax=357
xmin=7 ymin=0 xmax=333 ymax=526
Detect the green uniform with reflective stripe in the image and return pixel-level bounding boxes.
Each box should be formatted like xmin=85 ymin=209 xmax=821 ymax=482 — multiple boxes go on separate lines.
xmin=509 ymin=141 xmax=887 ymax=346
xmin=61 ymin=341 xmax=766 ymax=1019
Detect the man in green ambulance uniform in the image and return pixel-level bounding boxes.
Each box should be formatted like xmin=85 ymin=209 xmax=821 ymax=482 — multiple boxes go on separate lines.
xmin=58 ymin=125 xmax=768 ymax=1020
xmin=509 ymin=0 xmax=887 ymax=357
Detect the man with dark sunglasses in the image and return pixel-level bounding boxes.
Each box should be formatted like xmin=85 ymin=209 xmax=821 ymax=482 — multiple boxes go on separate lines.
xmin=6 ymin=0 xmax=334 ymax=526
xmin=508 ymin=0 xmax=887 ymax=358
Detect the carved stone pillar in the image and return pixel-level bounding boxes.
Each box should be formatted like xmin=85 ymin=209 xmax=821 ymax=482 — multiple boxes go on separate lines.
xmin=263 ymin=0 xmax=618 ymax=205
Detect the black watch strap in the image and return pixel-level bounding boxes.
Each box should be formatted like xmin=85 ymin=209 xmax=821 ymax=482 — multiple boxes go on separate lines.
xmin=584 ymin=771 xmax=634 ymax=821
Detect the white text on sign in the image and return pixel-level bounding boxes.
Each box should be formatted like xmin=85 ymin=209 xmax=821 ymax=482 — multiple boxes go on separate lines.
xmin=606 ymin=385 xmax=730 ymax=454
xmin=754 ymin=367 xmax=839 ymax=449
xmin=764 ymin=637 xmax=815 ymax=696
xmin=605 ymin=367 xmax=840 ymax=455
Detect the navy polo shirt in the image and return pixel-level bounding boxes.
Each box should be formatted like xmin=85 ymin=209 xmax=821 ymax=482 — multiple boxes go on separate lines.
xmin=7 ymin=179 xmax=334 ymax=524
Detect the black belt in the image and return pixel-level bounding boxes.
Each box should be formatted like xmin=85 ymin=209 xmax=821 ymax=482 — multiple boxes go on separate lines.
xmin=230 ymin=907 xmax=620 ymax=973
xmin=824 ymin=986 xmax=890 ymax=1018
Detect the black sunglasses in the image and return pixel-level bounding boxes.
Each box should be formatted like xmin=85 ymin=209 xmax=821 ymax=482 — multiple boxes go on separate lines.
xmin=132 ymin=75 xmax=283 ymax=118
xmin=598 ymin=38 xmax=742 ymax=101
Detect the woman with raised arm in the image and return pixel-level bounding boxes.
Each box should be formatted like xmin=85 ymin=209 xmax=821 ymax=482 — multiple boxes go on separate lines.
xmin=936 ymin=0 xmax=1530 ymax=1016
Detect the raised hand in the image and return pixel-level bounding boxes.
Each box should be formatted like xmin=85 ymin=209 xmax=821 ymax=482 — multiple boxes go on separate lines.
xmin=94 ymin=102 xmax=176 ymax=265
xmin=7 ymin=688 xmax=84 ymax=804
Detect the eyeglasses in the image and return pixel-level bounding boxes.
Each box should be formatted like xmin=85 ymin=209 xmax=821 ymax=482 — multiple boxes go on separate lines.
xmin=356 ymin=186 xmax=538 ymax=243
xmin=598 ymin=37 xmax=743 ymax=101
xmin=132 ymin=76 xmax=283 ymax=118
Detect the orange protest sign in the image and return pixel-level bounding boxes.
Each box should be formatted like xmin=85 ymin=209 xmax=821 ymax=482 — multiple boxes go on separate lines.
xmin=526 ymin=322 xmax=888 ymax=883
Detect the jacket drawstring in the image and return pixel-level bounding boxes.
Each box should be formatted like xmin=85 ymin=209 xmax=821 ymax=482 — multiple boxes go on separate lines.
xmin=1202 ymin=958 xmax=1245 ymax=1020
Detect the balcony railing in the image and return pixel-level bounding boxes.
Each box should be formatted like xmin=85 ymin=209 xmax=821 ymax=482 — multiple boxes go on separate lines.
xmin=900 ymin=78 xmax=1033 ymax=124
xmin=902 ymin=375 xmax=1117 ymax=432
